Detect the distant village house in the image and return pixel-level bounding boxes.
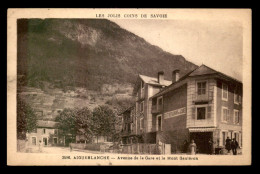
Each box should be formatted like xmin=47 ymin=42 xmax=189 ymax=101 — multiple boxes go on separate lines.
xmin=26 ymin=120 xmax=60 ymax=147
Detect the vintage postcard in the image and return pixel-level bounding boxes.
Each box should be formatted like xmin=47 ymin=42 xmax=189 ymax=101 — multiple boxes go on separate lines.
xmin=7 ymin=8 xmax=252 ymax=166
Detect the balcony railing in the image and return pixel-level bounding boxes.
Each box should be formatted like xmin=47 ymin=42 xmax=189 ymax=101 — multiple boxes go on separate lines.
xmin=192 ymin=91 xmax=213 ymax=103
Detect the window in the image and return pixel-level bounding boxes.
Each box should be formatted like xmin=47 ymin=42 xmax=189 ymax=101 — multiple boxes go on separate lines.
xmin=197 ymin=82 xmax=207 ymax=95
xmin=234 ymin=90 xmax=239 ymax=104
xmin=54 ymin=129 xmax=58 ymax=135
xmin=157 ymin=115 xmax=162 ymax=131
xmin=158 ymin=98 xmax=163 ymax=106
xmin=43 ymin=128 xmax=46 ymax=134
xmin=140 ymin=101 xmax=144 ymax=113
xmin=157 ymin=97 xmax=163 ymax=110
xmin=32 ymin=137 xmax=37 ymax=145
xmin=222 ymin=107 xmax=230 ymax=122
xmin=234 ymin=110 xmax=239 ymax=124
xmin=197 ymin=107 xmax=206 ymax=120
xmin=140 ymin=118 xmax=144 ymax=129
xmin=222 ymin=83 xmax=228 ymax=101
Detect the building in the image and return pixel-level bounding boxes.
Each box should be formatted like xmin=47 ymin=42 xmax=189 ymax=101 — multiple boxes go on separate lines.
xmin=120 ymin=106 xmax=138 ymax=144
xmin=121 ymin=73 xmax=172 ymax=144
xmin=150 ymin=65 xmax=242 ymax=153
xmin=26 ymin=120 xmax=60 ymax=147
xmin=121 ymin=64 xmax=242 ymax=154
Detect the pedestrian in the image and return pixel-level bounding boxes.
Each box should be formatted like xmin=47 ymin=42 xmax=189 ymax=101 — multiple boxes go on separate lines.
xmin=38 ymin=140 xmax=43 ymax=152
xmin=69 ymin=143 xmax=72 ymax=152
xmin=183 ymin=140 xmax=188 ymax=153
xmin=231 ymin=138 xmax=239 ymax=155
xmin=25 ymin=138 xmax=29 ymax=153
xmin=208 ymin=138 xmax=214 ymax=155
xmin=189 ymin=139 xmax=197 ymax=155
xmin=225 ymin=137 xmax=232 ymax=154
xmin=157 ymin=140 xmax=163 ymax=154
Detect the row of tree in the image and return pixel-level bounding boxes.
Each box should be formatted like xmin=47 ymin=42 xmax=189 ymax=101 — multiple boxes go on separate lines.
xmin=55 ymin=105 xmax=120 ymax=145
xmin=17 ymin=95 xmax=122 ymax=144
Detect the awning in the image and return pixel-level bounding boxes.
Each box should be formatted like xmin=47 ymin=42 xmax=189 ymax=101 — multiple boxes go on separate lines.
xmin=189 ymin=127 xmax=216 ymax=132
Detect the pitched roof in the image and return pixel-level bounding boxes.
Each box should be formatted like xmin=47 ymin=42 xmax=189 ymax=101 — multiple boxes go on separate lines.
xmin=151 ymin=64 xmax=242 ymax=99
xmin=139 ymin=74 xmax=172 ymax=86
xmin=37 ymin=120 xmax=58 ymax=128
xmin=189 ymin=64 xmax=217 ymax=76
xmin=133 ymin=74 xmax=172 ymax=95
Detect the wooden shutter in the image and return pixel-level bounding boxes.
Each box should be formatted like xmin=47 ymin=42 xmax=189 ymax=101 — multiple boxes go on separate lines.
xmin=239 ymin=95 xmax=242 ymax=104
xmin=227 ymin=109 xmax=230 ymax=122
xmin=207 ymin=106 xmax=211 ymax=118
xmin=192 ymin=107 xmax=196 ymax=119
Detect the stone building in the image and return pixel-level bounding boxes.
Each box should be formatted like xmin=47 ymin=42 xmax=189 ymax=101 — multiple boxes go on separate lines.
xmin=26 ymin=120 xmax=60 ymax=147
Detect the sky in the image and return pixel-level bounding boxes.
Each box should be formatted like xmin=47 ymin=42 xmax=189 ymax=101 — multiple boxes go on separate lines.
xmin=112 ymin=19 xmax=243 ymax=81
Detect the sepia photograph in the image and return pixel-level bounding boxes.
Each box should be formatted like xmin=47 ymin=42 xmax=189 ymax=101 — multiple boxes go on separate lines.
xmin=7 ymin=9 xmax=251 ymax=166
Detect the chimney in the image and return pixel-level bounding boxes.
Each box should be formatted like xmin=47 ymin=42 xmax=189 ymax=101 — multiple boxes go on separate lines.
xmin=172 ymin=70 xmax=180 ymax=83
xmin=158 ymin=71 xmax=164 ymax=84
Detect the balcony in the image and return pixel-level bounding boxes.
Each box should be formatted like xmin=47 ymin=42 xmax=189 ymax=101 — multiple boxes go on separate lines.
xmin=151 ymin=104 xmax=163 ymax=114
xmin=192 ymin=91 xmax=213 ymax=104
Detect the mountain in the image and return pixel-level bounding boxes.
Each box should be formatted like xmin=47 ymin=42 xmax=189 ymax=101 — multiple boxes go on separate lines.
xmin=17 ymin=19 xmax=197 ymax=92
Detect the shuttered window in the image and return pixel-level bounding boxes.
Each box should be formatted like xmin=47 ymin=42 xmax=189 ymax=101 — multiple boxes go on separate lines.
xmin=222 ymin=83 xmax=228 ymax=101
xmin=222 ymin=107 xmax=230 ymax=122
xmin=234 ymin=91 xmax=239 ymax=104
xmin=234 ymin=110 xmax=239 ymax=124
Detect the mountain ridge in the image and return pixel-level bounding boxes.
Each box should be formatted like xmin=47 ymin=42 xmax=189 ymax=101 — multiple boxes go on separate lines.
xmin=17 ymin=19 xmax=198 ymax=92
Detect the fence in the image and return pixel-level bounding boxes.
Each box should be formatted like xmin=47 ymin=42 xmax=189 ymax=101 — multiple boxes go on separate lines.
xmin=121 ymin=143 xmax=171 ymax=154
xmin=70 ymin=143 xmax=102 ymax=151
xmin=69 ymin=143 xmax=171 ymax=154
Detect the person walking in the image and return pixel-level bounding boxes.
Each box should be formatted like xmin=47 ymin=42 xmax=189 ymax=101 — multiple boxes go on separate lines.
xmin=225 ymin=137 xmax=232 ymax=154
xmin=183 ymin=140 xmax=188 ymax=153
xmin=189 ymin=139 xmax=197 ymax=155
xmin=38 ymin=140 xmax=43 ymax=152
xmin=231 ymin=138 xmax=239 ymax=155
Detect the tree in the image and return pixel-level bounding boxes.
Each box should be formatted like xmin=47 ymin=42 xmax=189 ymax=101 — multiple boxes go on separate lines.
xmin=17 ymin=95 xmax=37 ymax=139
xmin=92 ymin=105 xmax=117 ymax=143
xmin=55 ymin=108 xmax=77 ymax=145
xmin=75 ymin=107 xmax=94 ymax=143
xmin=55 ymin=107 xmax=93 ymax=145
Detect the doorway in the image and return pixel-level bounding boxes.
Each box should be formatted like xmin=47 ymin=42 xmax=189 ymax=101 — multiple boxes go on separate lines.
xmin=190 ymin=132 xmax=213 ymax=154
xmin=53 ymin=137 xmax=58 ymax=145
xmin=43 ymin=137 xmax=48 ymax=146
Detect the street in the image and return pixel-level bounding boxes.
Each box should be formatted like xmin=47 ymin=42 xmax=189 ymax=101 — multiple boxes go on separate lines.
xmin=22 ymin=146 xmax=242 ymax=155
xmin=24 ymin=146 xmax=105 ymax=154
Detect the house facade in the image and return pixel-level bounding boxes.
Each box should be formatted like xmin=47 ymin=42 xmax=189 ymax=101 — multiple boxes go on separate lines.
xmin=120 ymin=73 xmax=172 ymax=144
xmin=26 ymin=120 xmax=60 ymax=147
xmin=151 ymin=65 xmax=242 ymax=153
xmin=121 ymin=65 xmax=242 ymax=154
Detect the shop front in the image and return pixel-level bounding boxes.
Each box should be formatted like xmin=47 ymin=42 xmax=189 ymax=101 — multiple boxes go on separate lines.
xmin=189 ymin=127 xmax=216 ymax=154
